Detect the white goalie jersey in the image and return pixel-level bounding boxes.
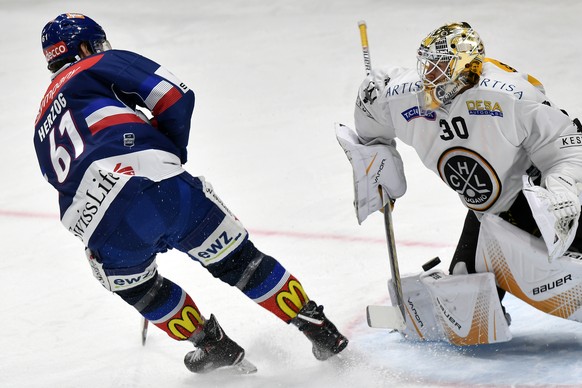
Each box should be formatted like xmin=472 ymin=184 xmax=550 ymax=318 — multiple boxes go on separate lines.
xmin=354 ymin=59 xmax=582 ymax=216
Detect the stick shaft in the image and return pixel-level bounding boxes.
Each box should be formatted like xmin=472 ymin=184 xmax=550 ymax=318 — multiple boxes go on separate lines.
xmin=382 ymin=194 xmax=406 ymax=321
xmin=141 ymin=317 xmax=149 ymax=346
xmin=358 ymin=20 xmax=372 ymax=75
xmin=359 ymin=21 xmax=405 ymax=322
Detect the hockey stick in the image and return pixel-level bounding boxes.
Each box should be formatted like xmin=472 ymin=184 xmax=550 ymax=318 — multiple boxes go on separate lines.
xmin=358 ymin=21 xmax=372 ymax=76
xmin=366 ymin=190 xmax=406 ymax=329
xmin=358 ymin=21 xmax=406 ymax=330
xmin=383 ymin=193 xmax=406 ymax=322
xmin=141 ymin=317 xmax=149 ymax=346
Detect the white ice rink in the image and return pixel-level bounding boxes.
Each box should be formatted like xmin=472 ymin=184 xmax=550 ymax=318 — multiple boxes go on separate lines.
xmin=2 ymin=1 xmax=582 ymax=387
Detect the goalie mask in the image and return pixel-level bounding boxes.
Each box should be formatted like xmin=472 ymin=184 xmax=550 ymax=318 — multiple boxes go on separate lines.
xmin=416 ymin=22 xmax=485 ymax=112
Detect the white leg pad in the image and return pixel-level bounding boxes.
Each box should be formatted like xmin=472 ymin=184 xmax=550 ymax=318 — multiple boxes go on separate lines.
xmin=476 ymin=213 xmax=582 ymax=322
xmin=389 ymin=274 xmax=444 ymax=341
xmin=419 ymin=270 xmax=511 ymax=345
xmin=395 ymin=269 xmax=511 ymax=345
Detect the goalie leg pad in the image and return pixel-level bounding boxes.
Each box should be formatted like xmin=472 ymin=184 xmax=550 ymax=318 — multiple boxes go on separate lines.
xmin=389 ymin=274 xmax=444 ymax=341
xmin=476 ymin=213 xmax=582 ymax=322
xmin=395 ymin=270 xmax=511 ymax=345
xmin=419 ymin=270 xmax=511 ymax=345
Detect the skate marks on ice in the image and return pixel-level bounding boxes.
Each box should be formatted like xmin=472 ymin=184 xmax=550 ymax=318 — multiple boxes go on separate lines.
xmin=186 ymin=294 xmax=582 ymax=388
xmin=354 ymin=294 xmax=582 ymax=387
xmin=187 ymin=327 xmax=411 ymax=388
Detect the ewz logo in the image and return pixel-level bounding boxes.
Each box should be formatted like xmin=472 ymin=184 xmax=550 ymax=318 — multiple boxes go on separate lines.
xmin=188 ymin=215 xmax=248 ymax=266
xmin=196 ymin=231 xmax=242 ymax=260
xmin=108 ymin=261 xmax=158 ymax=291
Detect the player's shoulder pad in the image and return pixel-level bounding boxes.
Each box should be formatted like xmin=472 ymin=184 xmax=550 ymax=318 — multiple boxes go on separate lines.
xmin=370 ymin=66 xmax=417 ymax=88
xmin=99 ymin=49 xmax=163 ymax=76
xmin=358 ymin=67 xmax=418 ymax=102
xmin=482 ymin=58 xmax=546 ymax=98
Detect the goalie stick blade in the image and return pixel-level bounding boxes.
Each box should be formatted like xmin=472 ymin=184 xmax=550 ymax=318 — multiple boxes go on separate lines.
xmin=366 ymin=305 xmax=406 ymax=330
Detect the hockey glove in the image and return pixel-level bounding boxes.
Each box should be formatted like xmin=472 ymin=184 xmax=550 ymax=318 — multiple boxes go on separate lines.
xmin=335 ymin=123 xmax=406 ymax=224
xmin=523 ymin=174 xmax=581 ymax=261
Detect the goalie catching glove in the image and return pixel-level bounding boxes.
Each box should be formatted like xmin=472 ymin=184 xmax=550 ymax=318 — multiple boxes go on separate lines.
xmin=335 ymin=123 xmax=407 ymax=224
xmin=523 ymin=174 xmax=582 ymax=261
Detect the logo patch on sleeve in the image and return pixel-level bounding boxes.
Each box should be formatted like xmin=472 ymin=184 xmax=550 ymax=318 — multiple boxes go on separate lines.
xmin=401 ymin=106 xmax=436 ymax=122
xmin=466 ymin=100 xmax=504 ymax=117
xmin=558 ymin=134 xmax=582 ymax=148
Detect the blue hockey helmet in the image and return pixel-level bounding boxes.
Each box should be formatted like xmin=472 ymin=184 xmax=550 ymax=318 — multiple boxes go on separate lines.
xmin=41 ymin=13 xmax=110 ymax=73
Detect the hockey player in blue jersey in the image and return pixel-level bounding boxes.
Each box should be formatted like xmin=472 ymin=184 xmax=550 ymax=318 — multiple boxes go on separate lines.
xmin=34 ymin=13 xmax=347 ymax=373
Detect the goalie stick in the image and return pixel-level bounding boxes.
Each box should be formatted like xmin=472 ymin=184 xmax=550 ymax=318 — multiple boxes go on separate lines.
xmin=366 ymin=190 xmax=406 ymax=330
xmin=358 ymin=20 xmax=406 ymax=330
xmin=358 ymin=20 xmax=372 ymax=76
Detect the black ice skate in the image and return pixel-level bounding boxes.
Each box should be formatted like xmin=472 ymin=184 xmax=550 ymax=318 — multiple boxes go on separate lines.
xmin=184 ymin=314 xmax=256 ymax=374
xmin=291 ymin=301 xmax=348 ymax=361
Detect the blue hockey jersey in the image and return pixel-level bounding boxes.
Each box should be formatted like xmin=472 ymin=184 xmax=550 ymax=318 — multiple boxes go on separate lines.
xmin=34 ymin=49 xmax=195 ymax=247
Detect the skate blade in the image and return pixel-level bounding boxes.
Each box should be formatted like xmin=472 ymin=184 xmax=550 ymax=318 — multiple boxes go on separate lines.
xmin=216 ymin=358 xmax=258 ymax=375
xmin=234 ymin=359 xmax=257 ymax=374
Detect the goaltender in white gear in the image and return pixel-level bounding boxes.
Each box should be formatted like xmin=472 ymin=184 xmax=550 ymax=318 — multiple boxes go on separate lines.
xmin=337 ymin=21 xmax=582 ymax=346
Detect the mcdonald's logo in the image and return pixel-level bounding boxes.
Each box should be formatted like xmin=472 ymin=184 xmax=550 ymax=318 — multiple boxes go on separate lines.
xmin=276 ymin=279 xmax=309 ymax=319
xmin=168 ymin=305 xmax=204 ymax=340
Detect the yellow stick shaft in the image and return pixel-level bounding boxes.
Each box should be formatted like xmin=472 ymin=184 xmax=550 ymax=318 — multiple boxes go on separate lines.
xmin=358 ymin=20 xmax=371 ymax=75
xmin=358 ymin=21 xmax=368 ymax=48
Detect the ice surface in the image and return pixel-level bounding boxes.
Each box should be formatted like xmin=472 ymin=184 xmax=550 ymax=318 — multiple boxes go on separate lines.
xmin=2 ymin=1 xmax=582 ymax=387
